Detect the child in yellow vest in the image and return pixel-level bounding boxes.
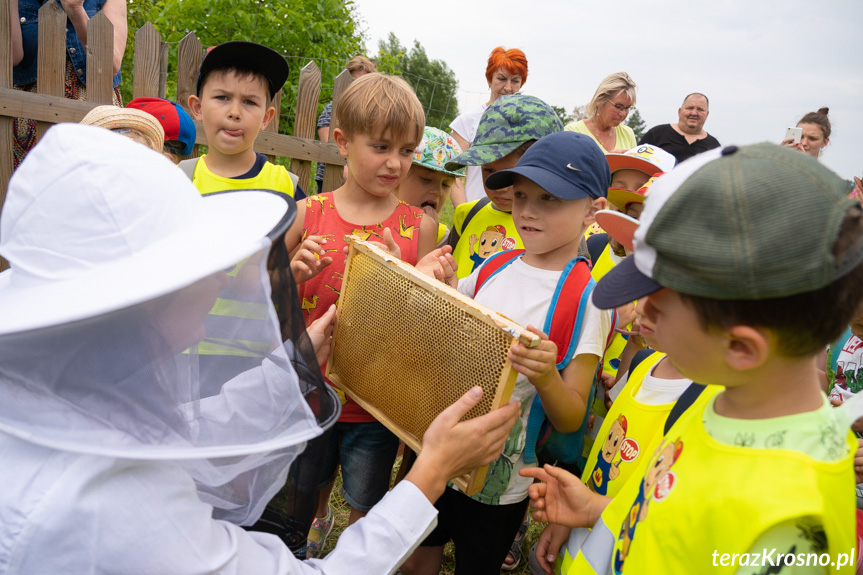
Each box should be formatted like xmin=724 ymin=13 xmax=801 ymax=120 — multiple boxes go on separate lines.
xmin=185 ymin=42 xmax=303 ymax=199
xmin=444 ymin=94 xmax=563 ymax=278
xmin=522 ymin=143 xmax=862 ymax=574
xmin=396 ymin=126 xmax=465 ymax=246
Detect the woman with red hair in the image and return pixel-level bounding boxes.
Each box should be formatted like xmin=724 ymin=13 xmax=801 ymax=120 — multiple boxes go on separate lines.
xmin=449 ymin=47 xmax=528 ymax=206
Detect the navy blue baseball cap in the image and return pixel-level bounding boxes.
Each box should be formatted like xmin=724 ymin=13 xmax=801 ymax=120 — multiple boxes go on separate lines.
xmin=485 ymin=132 xmax=611 ymax=200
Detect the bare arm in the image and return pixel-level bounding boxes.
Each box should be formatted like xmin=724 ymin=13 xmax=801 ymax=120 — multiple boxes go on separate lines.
xmin=60 ymin=0 xmax=127 ymax=75
xmin=317 ymin=126 xmax=329 ymax=143
xmin=11 ymin=0 xmax=23 ymax=66
xmin=509 ymin=327 xmax=597 ymax=433
xmin=416 ymin=213 xmax=438 ymax=261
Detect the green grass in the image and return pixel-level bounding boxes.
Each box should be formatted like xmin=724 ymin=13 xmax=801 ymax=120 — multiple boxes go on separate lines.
xmin=314 ymin=455 xmax=544 ymax=574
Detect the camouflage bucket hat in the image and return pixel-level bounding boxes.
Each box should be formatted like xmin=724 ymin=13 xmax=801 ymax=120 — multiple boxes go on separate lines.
xmin=414 ymin=126 xmax=465 ymax=177
xmin=445 ymin=94 xmax=564 ymax=171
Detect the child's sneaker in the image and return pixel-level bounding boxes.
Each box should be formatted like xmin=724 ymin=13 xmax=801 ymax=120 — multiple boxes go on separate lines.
xmin=306 ymin=505 xmax=335 ymax=559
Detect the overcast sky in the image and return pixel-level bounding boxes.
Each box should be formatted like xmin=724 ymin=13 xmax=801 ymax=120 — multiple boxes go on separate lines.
xmin=352 ymin=0 xmax=861 ymax=180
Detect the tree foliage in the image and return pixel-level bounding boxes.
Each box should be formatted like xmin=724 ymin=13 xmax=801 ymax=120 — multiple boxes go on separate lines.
xmin=121 ymin=0 xmax=366 ymax=135
xmin=551 ymin=105 xmax=573 ymax=127
xmin=625 ymin=108 xmax=647 ymax=141
xmin=375 ymin=33 xmax=459 ymax=130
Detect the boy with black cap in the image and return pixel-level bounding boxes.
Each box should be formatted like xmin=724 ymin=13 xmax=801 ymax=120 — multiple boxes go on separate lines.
xmin=401 ymin=131 xmax=614 ymax=575
xmin=521 ymin=143 xmax=863 ymax=574
xmin=186 ymin=41 xmax=303 ymax=198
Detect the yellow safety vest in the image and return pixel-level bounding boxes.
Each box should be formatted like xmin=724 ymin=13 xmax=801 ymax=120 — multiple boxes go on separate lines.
xmin=583 ymin=352 xmax=694 ymax=498
xmin=192 ymin=156 xmax=296 ymax=197
xmin=562 ymin=397 xmax=856 ymax=574
xmin=590 ymin=244 xmax=628 ymax=378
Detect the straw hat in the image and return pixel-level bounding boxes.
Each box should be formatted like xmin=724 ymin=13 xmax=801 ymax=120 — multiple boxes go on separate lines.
xmin=80 ymin=105 xmax=166 ymax=152
xmin=0 ymin=124 xmax=294 ymax=336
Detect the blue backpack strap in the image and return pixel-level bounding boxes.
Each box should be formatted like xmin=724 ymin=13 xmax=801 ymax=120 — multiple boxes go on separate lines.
xmin=522 ymin=256 xmax=594 ymax=464
xmin=473 ymin=249 xmax=525 ymax=297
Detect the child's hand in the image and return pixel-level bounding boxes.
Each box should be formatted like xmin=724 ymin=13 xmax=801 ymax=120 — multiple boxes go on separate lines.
xmin=291 ymin=235 xmax=334 ymax=284
xmin=305 ymin=304 xmax=336 ymax=366
xmin=601 ymin=370 xmax=616 ymax=409
xmin=367 ymin=227 xmax=402 ymax=260
xmin=509 ymin=326 xmax=559 ymax=390
xmin=520 ymin=464 xmax=609 ymax=528
xmin=534 ymin=523 xmax=572 ymax=575
xmin=615 ymin=302 xmax=637 ymax=329
xmin=406 ymin=387 xmax=520 ymax=502
xmin=854 ymin=176 xmax=863 ymax=204
xmin=416 ymin=245 xmax=458 ymax=287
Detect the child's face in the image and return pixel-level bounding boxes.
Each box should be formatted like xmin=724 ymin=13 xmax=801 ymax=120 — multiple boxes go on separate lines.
xmin=511 ymin=175 xmax=601 ymax=267
xmin=635 ymin=288 xmax=725 ymax=383
xmin=481 ymin=154 xmax=521 ymax=212
xmin=611 ymin=169 xmax=650 ymax=193
xmin=397 ymin=165 xmax=455 ymax=217
xmin=188 ymin=70 xmax=274 ymax=158
xmin=336 ymin=128 xmax=416 ymax=198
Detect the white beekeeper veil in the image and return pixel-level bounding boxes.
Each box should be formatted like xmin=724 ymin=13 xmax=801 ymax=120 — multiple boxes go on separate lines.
xmin=0 ymin=124 xmax=339 ymax=525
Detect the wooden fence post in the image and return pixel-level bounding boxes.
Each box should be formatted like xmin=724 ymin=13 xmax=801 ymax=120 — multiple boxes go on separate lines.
xmin=263 ymin=90 xmax=281 ymax=164
xmin=35 ymin=1 xmax=66 ymax=142
xmin=0 ymin=0 xmax=11 ymax=270
xmin=176 ymin=32 xmax=201 ymax=157
xmin=132 ymin=22 xmax=161 ymax=100
xmin=158 ymin=40 xmax=168 ymax=99
xmin=85 ymin=11 xmax=114 ymax=105
xmin=289 ymin=60 xmax=321 ymax=193
xmin=322 ymin=69 xmax=352 ymax=193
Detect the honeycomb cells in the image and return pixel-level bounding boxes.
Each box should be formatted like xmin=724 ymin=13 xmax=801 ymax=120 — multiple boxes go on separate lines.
xmin=329 ymin=248 xmax=514 ymax=440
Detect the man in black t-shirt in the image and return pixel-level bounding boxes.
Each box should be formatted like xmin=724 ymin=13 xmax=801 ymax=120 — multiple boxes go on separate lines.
xmin=639 ymin=93 xmax=719 ymax=163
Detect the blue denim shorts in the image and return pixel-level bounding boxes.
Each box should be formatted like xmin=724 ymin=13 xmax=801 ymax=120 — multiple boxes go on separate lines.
xmin=319 ymin=421 xmax=399 ymax=512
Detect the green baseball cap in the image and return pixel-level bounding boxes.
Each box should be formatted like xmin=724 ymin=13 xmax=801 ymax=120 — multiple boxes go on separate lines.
xmin=413 ymin=126 xmax=465 ymax=177
xmin=593 ymin=143 xmax=863 ymax=309
xmin=444 ymin=94 xmax=563 ymax=171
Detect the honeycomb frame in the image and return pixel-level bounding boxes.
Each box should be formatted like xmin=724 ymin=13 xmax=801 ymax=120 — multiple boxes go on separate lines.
xmin=326 ymin=236 xmax=539 ymax=495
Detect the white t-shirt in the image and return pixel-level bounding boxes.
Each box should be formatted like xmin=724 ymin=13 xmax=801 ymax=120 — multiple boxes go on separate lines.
xmin=457 ymin=256 xmax=613 ymax=504
xmin=829 ymin=334 xmax=863 ymax=404
xmin=449 ymin=104 xmax=488 ymax=203
xmin=633 ymin=366 xmax=692 ymax=405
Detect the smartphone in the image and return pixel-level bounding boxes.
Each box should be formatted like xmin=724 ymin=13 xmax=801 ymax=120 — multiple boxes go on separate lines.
xmin=785 ymin=126 xmax=803 ymax=144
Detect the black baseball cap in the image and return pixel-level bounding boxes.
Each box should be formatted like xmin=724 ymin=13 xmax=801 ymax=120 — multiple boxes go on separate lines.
xmin=196 ymin=41 xmax=289 ymax=100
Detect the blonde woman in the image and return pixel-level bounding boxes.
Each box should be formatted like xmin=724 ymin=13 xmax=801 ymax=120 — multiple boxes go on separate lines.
xmin=565 ymin=72 xmax=637 ymax=154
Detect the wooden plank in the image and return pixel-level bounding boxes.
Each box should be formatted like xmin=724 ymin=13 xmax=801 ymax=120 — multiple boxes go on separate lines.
xmin=0 ymin=0 xmax=12 ymax=270
xmin=263 ymin=90 xmax=280 ymax=163
xmin=131 ymin=22 xmax=160 ymax=100
xmin=176 ymin=32 xmax=201 ymax=112
xmin=0 ymin=86 xmax=98 ymax=123
xmin=322 ymin=69 xmax=352 ymax=193
xmin=158 ymin=40 xmax=168 ymax=99
xmin=84 ymin=11 xmax=113 ymax=105
xmin=0 ymin=88 xmax=345 ymax=164
xmin=289 ymin=61 xmax=322 ymax=194
xmin=35 ymin=1 xmax=66 ymax=143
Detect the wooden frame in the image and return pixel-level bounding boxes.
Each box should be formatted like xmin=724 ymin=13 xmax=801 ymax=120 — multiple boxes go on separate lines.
xmin=326 ymin=236 xmax=539 ymax=495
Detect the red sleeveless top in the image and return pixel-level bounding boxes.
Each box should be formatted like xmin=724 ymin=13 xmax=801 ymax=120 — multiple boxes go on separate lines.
xmin=299 ymin=192 xmax=424 ymax=422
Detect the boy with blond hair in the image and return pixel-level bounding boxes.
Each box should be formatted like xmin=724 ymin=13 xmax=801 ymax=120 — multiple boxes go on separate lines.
xmin=284 ymin=73 xmax=438 ymax=557
xmin=185 ymin=41 xmax=302 ymax=198
xmin=401 ymin=131 xmax=614 ymax=575
xmin=523 ymin=143 xmax=862 ymax=574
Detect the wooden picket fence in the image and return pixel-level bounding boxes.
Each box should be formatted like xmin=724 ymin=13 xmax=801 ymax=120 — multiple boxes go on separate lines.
xmin=0 ymin=0 xmax=353 ymax=270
